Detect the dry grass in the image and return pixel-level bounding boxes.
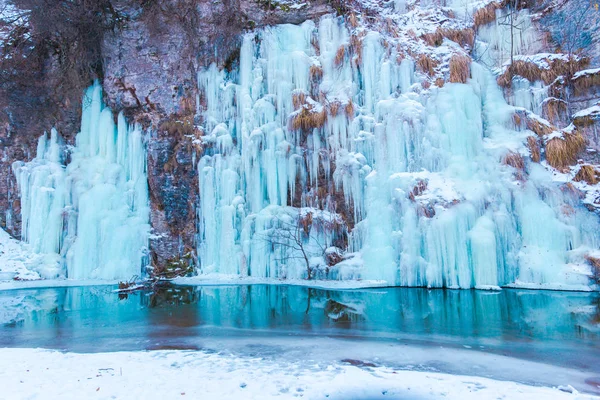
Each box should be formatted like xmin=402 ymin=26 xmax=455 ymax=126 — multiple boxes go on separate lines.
xmin=498 ymin=57 xmax=590 ymax=88
xmin=498 ymin=60 xmax=542 ymax=87
xmin=328 ymin=101 xmax=342 ymax=117
xmin=574 ymin=165 xmax=599 ymax=185
xmin=449 ymin=54 xmax=471 ymax=83
xmin=345 ymin=99 xmax=355 ymax=120
xmin=292 ymin=91 xmax=307 ymax=110
xmin=290 ymin=105 xmax=327 ymax=131
xmin=421 ymin=28 xmax=475 ymax=48
xmin=348 ymin=13 xmax=359 ymax=28
xmin=512 ymin=111 xmax=523 ymax=128
xmin=310 ymin=65 xmax=323 ymax=83
xmin=474 ymin=2 xmax=500 ymax=27
xmin=421 ymin=30 xmax=443 ymax=47
xmin=335 ymin=45 xmax=346 ymax=68
xmin=443 ymin=28 xmax=475 ymax=48
xmin=573 ymin=114 xmax=597 ymax=128
xmin=309 ymin=65 xmax=323 ymax=98
xmin=435 ymin=77 xmax=445 ymax=87
xmin=585 ymin=255 xmax=600 ymax=283
xmin=545 ymin=132 xmax=585 ymax=171
xmin=384 ymin=17 xmax=400 ymax=38
xmin=527 ymin=136 xmax=541 ymax=162
xmin=549 ymin=79 xmax=566 ymax=99
xmin=416 ymin=54 xmax=438 ymax=77
xmin=502 ymin=151 xmax=525 ymax=170
xmin=350 ymin=34 xmax=363 ymax=67
xmin=526 ymin=115 xmax=555 ymax=137
xmin=573 ymin=71 xmax=600 ymax=96
xmin=542 ymin=98 xmax=567 ymax=125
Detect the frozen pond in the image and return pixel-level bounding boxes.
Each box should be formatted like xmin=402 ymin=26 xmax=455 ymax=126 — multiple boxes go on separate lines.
xmin=1 ymin=285 xmax=600 ymax=393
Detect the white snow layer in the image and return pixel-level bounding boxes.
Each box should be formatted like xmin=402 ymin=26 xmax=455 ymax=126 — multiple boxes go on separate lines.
xmin=0 ymin=348 xmax=595 ymax=400
xmin=0 ymin=227 xmax=60 ymax=281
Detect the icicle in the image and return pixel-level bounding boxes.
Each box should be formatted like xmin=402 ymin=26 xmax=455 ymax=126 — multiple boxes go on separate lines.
xmin=191 ymin=17 xmax=600 ymax=289
xmin=13 ymin=81 xmax=150 ymax=280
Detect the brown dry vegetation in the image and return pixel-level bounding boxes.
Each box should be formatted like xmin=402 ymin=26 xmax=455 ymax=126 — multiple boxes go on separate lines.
xmin=416 ymin=54 xmax=438 ymax=77
xmin=435 ymin=77 xmax=445 ymax=87
xmin=290 ymin=105 xmax=327 ymax=131
xmin=574 ymin=165 xmax=599 ymax=185
xmin=449 ymin=54 xmax=471 ymax=83
xmin=584 ymin=255 xmax=600 ymax=283
xmin=525 ymin=115 xmax=555 ymax=137
xmin=348 ymin=13 xmax=359 ymax=28
xmin=474 ymin=1 xmax=501 ymax=27
xmin=527 ymin=136 xmax=541 ymax=162
xmin=542 ymin=98 xmax=568 ymax=125
xmin=545 ymin=132 xmax=586 ymax=170
xmin=498 ymin=57 xmax=590 ymax=88
xmin=309 ymin=65 xmax=323 ymax=83
xmin=573 ymin=70 xmax=600 ymax=96
xmin=328 ymin=101 xmax=341 ymax=117
xmin=421 ymin=28 xmax=475 ymax=48
xmin=345 ymin=100 xmax=355 ymax=120
xmin=292 ymin=91 xmax=307 ymax=110
xmin=334 ymin=45 xmax=346 ymax=68
xmin=350 ymin=34 xmax=363 ymax=67
xmin=502 ymin=151 xmax=525 ymax=170
xmin=573 ymin=114 xmax=598 ymax=128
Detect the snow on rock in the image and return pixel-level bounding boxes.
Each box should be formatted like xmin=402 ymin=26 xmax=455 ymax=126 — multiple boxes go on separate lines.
xmin=573 ymin=68 xmax=600 ymax=80
xmin=0 ymin=348 xmax=595 ymax=400
xmin=573 ymin=104 xmax=600 ymax=119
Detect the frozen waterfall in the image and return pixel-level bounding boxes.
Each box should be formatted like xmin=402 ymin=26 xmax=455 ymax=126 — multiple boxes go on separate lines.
xmin=195 ymin=16 xmax=600 ymax=289
xmin=13 ymin=82 xmax=150 ymax=280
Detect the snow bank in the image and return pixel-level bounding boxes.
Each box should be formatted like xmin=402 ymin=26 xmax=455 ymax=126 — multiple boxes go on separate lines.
xmin=0 ymin=227 xmax=61 ymax=281
xmin=0 ymin=348 xmax=594 ymax=400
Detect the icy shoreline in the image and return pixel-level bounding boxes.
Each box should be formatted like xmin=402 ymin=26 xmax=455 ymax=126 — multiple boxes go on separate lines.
xmin=0 ymin=275 xmax=598 ymax=292
xmin=0 ymin=348 xmax=595 ymax=400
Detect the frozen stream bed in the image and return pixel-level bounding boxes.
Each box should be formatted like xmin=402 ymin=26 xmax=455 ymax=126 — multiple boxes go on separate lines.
xmin=1 ymin=284 xmax=599 ymax=398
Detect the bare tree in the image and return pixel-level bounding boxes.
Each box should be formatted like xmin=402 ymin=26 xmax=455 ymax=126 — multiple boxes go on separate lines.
xmin=496 ymin=0 xmax=527 ymax=65
xmin=261 ymin=210 xmax=329 ymax=280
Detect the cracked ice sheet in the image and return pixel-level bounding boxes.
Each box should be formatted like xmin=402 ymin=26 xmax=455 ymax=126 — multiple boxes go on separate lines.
xmin=0 ymin=348 xmax=595 ymax=400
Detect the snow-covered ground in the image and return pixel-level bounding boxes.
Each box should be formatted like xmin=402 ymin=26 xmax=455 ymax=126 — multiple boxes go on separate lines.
xmin=0 ymin=228 xmax=61 ymax=282
xmin=0 ymin=348 xmax=595 ymax=400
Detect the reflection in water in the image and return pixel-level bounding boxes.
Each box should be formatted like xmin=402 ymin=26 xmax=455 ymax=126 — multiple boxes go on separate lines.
xmin=1 ymin=285 xmax=599 ymax=344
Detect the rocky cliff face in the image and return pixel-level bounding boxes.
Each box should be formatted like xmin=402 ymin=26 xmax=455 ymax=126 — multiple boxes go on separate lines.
xmin=2 ymin=0 xmax=600 ymax=282
xmin=0 ymin=0 xmax=334 ymax=269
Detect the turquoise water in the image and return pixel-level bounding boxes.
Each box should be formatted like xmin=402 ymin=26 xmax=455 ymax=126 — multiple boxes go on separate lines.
xmin=1 ymin=285 xmax=598 ymax=364
xmin=2 ymin=285 xmax=600 ymax=392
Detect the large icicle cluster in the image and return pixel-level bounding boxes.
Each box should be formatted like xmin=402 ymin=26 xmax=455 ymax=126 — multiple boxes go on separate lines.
xmin=196 ymin=16 xmax=599 ymax=289
xmin=13 ymin=82 xmax=150 ymax=280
